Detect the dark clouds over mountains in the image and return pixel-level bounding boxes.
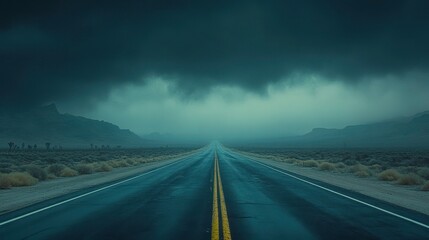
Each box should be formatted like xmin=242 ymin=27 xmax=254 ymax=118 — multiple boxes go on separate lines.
xmin=1 ymin=0 xmax=429 ymax=109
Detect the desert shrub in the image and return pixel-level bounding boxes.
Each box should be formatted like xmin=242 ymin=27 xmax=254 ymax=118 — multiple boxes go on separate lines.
xmin=107 ymin=160 xmax=120 ymax=168
xmin=318 ymin=162 xmax=335 ymax=171
xmin=422 ymin=181 xmax=429 ymax=191
xmin=354 ymin=170 xmax=371 ymax=178
xmin=60 ymin=167 xmax=78 ymax=177
xmin=76 ymin=164 xmax=94 ymax=174
xmin=116 ymin=160 xmax=130 ymax=168
xmin=283 ymin=158 xmax=296 ymax=164
xmin=335 ymin=162 xmax=346 ymax=169
xmin=300 ymin=160 xmax=319 ymax=168
xmin=0 ymin=174 xmax=12 ymax=189
xmin=0 ymin=172 xmax=38 ymax=188
xmin=94 ymin=163 xmax=113 ymax=172
xmin=126 ymin=159 xmax=137 ymax=166
xmin=47 ymin=164 xmax=66 ymax=176
xmin=349 ymin=164 xmax=371 ymax=178
xmin=417 ymin=167 xmax=429 ymax=180
xmin=378 ymin=169 xmax=402 ymax=181
xmin=26 ymin=165 xmax=48 ymax=180
xmin=397 ymin=173 xmax=424 ymax=185
xmin=369 ymin=164 xmax=383 ymax=172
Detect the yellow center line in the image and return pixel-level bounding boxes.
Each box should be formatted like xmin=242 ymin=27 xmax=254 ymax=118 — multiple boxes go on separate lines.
xmin=216 ymin=152 xmax=232 ymax=240
xmin=211 ymin=153 xmax=219 ymax=240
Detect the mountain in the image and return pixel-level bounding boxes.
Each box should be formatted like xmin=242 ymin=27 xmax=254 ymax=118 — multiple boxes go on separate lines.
xmin=0 ymin=104 xmax=145 ymax=148
xmin=240 ymin=111 xmax=429 ymax=149
xmin=286 ymin=111 xmax=429 ymax=148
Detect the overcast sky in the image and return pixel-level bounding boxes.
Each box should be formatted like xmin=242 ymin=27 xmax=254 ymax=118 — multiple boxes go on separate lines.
xmin=2 ymin=1 xmax=429 ymax=140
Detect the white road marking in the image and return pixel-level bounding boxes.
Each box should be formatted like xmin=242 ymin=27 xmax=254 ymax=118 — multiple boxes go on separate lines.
xmin=240 ymin=153 xmax=429 ymax=230
xmin=0 ymin=158 xmax=187 ymax=226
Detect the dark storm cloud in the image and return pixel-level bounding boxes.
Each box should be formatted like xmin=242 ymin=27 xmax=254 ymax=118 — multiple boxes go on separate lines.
xmin=1 ymin=0 xmax=429 ymax=108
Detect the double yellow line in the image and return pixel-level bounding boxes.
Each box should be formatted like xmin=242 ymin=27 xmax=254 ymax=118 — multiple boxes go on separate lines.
xmin=211 ymin=152 xmax=232 ymax=240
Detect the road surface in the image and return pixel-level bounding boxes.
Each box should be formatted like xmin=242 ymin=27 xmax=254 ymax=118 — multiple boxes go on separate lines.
xmin=0 ymin=143 xmax=428 ymax=239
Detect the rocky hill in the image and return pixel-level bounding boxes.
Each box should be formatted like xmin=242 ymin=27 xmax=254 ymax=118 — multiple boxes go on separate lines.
xmin=0 ymin=104 xmax=145 ymax=149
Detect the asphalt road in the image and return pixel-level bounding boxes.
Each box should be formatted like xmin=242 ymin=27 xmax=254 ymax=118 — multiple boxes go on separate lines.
xmin=1 ymin=143 xmax=428 ymax=239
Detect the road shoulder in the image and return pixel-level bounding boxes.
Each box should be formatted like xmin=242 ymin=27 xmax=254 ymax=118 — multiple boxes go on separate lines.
xmin=0 ymin=153 xmax=193 ymax=215
xmin=234 ymin=151 xmax=429 ymax=217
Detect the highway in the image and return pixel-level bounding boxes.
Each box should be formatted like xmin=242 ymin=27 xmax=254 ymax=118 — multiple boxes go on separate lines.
xmin=1 ymin=143 xmax=428 ymax=239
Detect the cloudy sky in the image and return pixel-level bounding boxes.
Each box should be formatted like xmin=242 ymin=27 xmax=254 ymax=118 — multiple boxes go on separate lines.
xmin=2 ymin=0 xmax=429 ymax=140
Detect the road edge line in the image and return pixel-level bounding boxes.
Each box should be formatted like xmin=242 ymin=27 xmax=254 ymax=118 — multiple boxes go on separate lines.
xmin=247 ymin=158 xmax=429 ymax=230
xmin=0 ymin=158 xmax=187 ymax=227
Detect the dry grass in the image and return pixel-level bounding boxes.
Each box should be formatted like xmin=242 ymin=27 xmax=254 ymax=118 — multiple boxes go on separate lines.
xmin=378 ymin=169 xmax=402 ymax=181
xmin=94 ymin=163 xmax=113 ymax=172
xmin=76 ymin=164 xmax=94 ymax=175
xmin=25 ymin=165 xmax=48 ymax=180
xmin=236 ymin=147 xmax=429 ymax=191
xmin=60 ymin=167 xmax=78 ymax=177
xmin=297 ymin=160 xmax=319 ymax=168
xmin=422 ymin=181 xmax=429 ymax=191
xmin=47 ymin=164 xmax=66 ymax=177
xmin=318 ymin=162 xmax=335 ymax=171
xmin=349 ymin=164 xmax=371 ymax=178
xmin=397 ymin=173 xmax=424 ymax=185
xmin=335 ymin=162 xmax=347 ymax=169
xmin=417 ymin=167 xmax=429 ymax=180
xmin=0 ymin=172 xmax=38 ymax=189
xmin=0 ymin=147 xmax=198 ymax=189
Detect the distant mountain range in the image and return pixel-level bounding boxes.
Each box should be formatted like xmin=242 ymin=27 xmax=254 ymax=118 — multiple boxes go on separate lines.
xmin=0 ymin=104 xmax=145 ymax=149
xmin=246 ymin=111 xmax=429 ymax=148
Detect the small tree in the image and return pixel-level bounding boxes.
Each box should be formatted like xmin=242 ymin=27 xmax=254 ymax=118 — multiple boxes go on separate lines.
xmin=8 ymin=142 xmax=14 ymax=152
xmin=21 ymin=143 xmax=25 ymax=150
xmin=45 ymin=142 xmax=51 ymax=150
xmin=34 ymin=144 xmax=37 ymax=149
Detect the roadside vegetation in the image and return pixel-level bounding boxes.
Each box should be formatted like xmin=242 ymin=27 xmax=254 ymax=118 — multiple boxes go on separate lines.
xmin=235 ymin=148 xmax=429 ymax=191
xmin=0 ymin=147 xmax=198 ymax=189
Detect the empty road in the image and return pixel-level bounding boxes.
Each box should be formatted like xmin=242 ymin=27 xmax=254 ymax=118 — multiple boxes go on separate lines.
xmin=1 ymin=143 xmax=428 ymax=239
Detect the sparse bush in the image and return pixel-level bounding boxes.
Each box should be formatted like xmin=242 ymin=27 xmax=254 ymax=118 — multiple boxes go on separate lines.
xmin=94 ymin=163 xmax=113 ymax=172
xmin=47 ymin=164 xmax=66 ymax=176
xmin=0 ymin=172 xmax=38 ymax=188
xmin=76 ymin=164 xmax=94 ymax=175
xmin=0 ymin=174 xmax=12 ymax=189
xmin=422 ymin=181 xmax=429 ymax=191
xmin=299 ymin=160 xmax=319 ymax=168
xmin=107 ymin=160 xmax=120 ymax=168
xmin=354 ymin=170 xmax=371 ymax=178
xmin=369 ymin=164 xmax=383 ymax=172
xmin=417 ymin=167 xmax=429 ymax=180
xmin=335 ymin=162 xmax=346 ymax=169
xmin=283 ymin=158 xmax=296 ymax=164
xmin=378 ymin=169 xmax=402 ymax=181
xmin=26 ymin=165 xmax=48 ymax=180
xmin=126 ymin=159 xmax=137 ymax=166
xmin=397 ymin=173 xmax=424 ymax=185
xmin=318 ymin=162 xmax=335 ymax=171
xmin=116 ymin=160 xmax=130 ymax=168
xmin=349 ymin=164 xmax=371 ymax=178
xmin=60 ymin=167 xmax=78 ymax=177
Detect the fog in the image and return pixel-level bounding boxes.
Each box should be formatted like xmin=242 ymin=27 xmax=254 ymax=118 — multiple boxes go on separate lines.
xmin=61 ymin=72 xmax=429 ymax=141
